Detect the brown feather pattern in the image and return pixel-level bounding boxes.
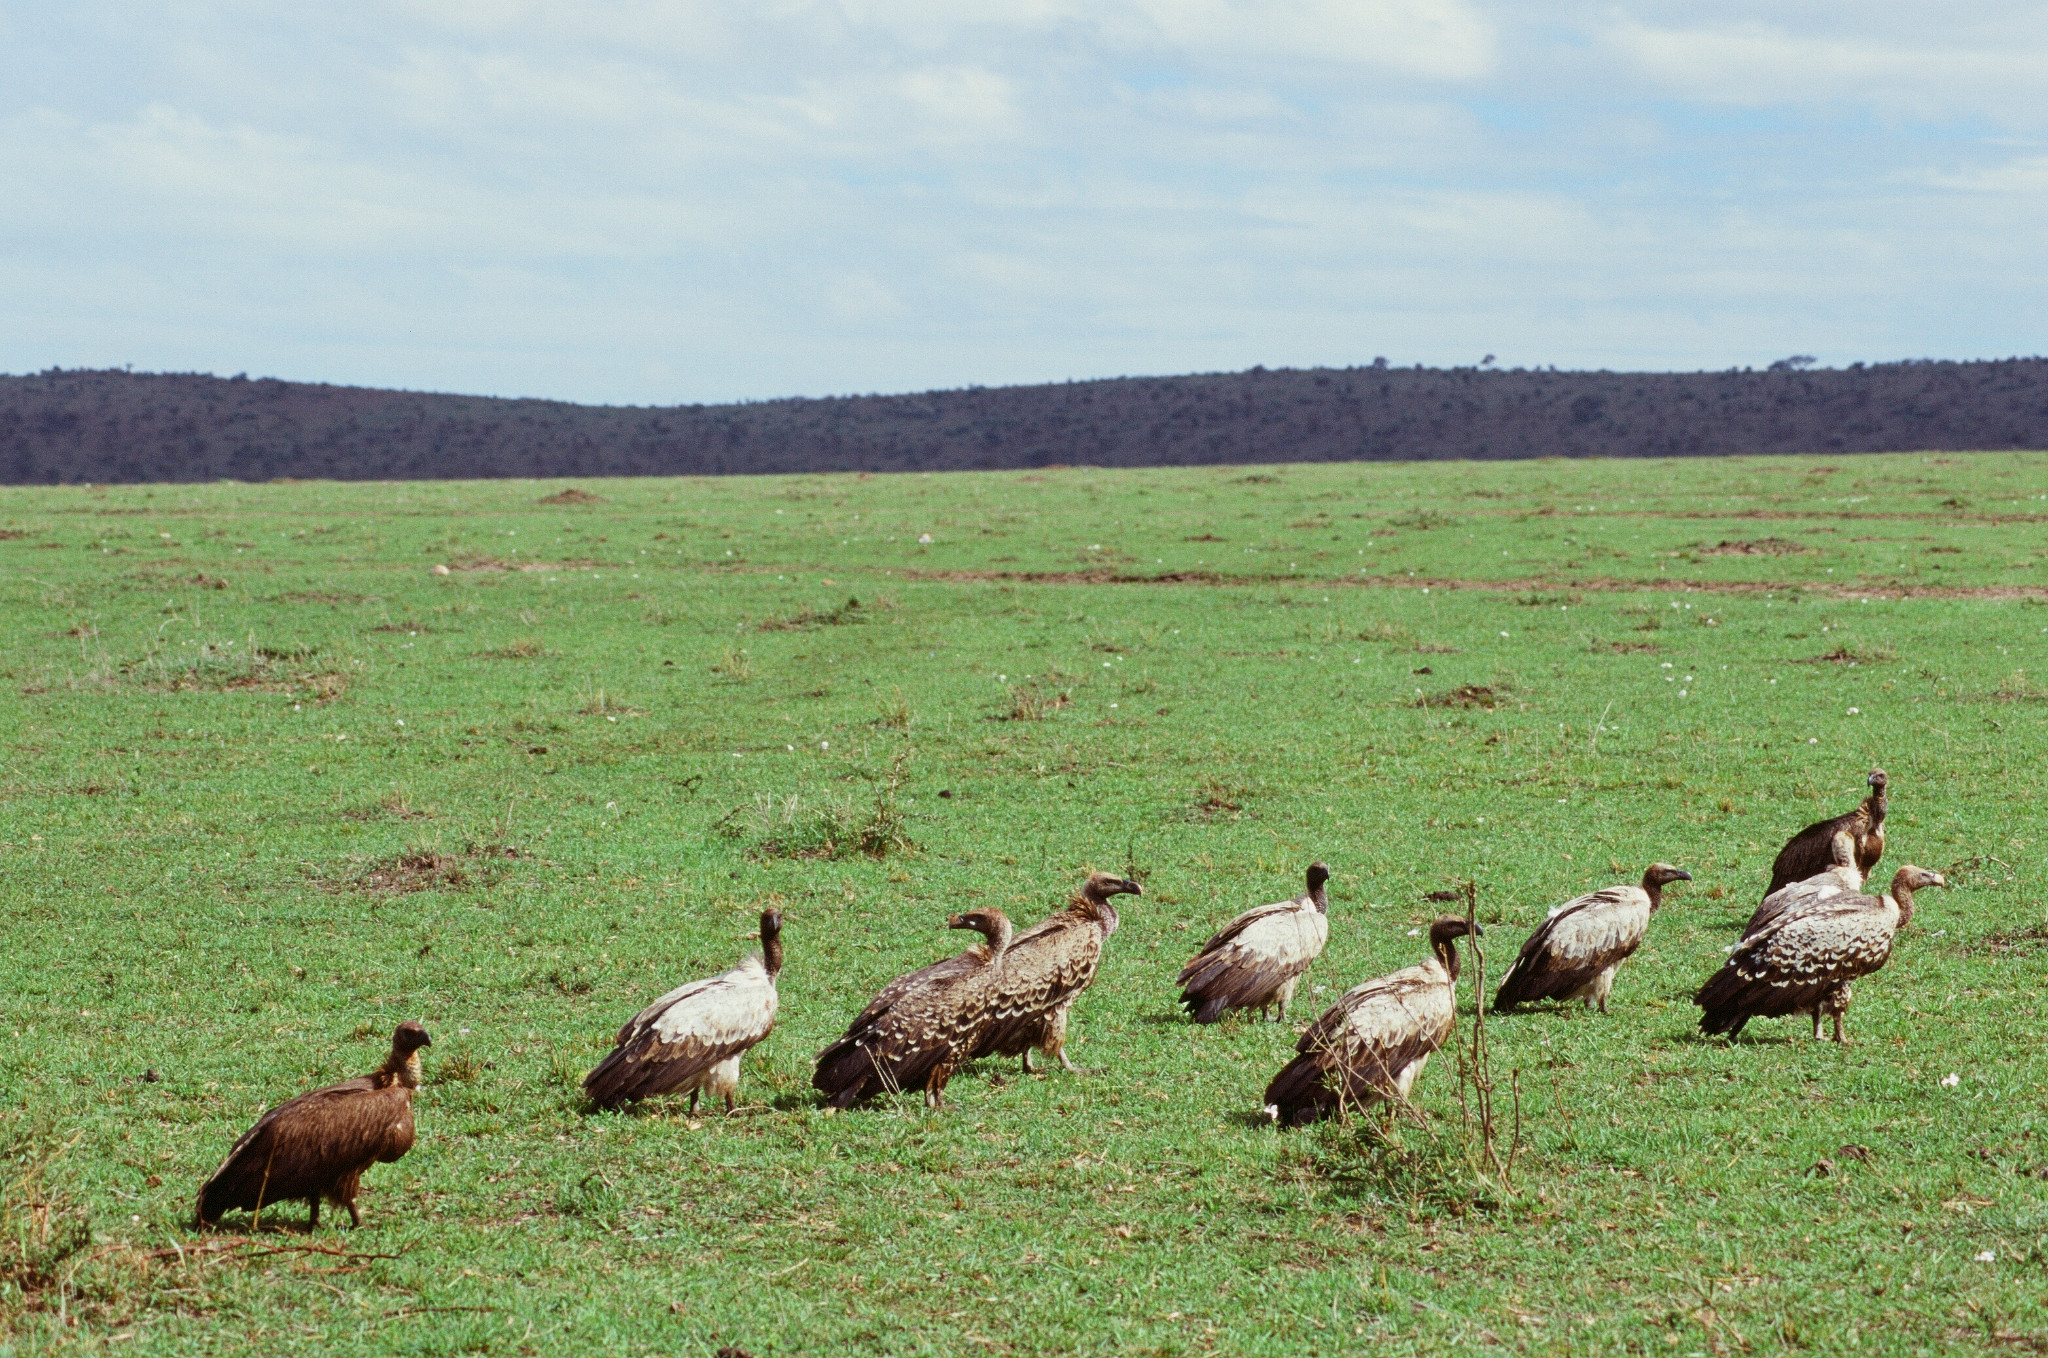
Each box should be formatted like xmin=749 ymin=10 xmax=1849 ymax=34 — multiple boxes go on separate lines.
xmin=1766 ymin=768 xmax=1887 ymax=895
xmin=1178 ymin=863 xmax=1330 ymax=1024
xmin=968 ymin=873 xmax=1140 ymax=1072
xmin=196 ymin=1021 xmax=431 ymax=1229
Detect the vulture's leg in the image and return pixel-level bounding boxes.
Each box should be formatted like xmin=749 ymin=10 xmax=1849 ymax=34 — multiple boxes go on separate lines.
xmin=1833 ymin=1011 xmax=1847 ymax=1044
xmin=1056 ymin=1047 xmax=1085 ymax=1074
xmin=724 ymin=1091 xmax=737 ymax=1114
xmin=688 ymin=1089 xmax=700 ymax=1115
xmin=1811 ymin=1007 xmax=1823 ymax=1041
xmin=307 ymin=1199 xmax=320 ymax=1230
xmin=345 ymin=1200 xmax=362 ymax=1229
xmin=1020 ymin=1049 xmax=1037 ymax=1075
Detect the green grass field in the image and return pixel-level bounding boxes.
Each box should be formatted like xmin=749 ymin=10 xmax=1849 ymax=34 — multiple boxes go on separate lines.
xmin=3 ymin=452 xmax=2047 ymax=1357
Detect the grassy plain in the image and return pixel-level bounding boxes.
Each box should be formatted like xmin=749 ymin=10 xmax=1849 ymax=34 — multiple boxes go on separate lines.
xmin=2 ymin=452 xmax=2047 ymax=1357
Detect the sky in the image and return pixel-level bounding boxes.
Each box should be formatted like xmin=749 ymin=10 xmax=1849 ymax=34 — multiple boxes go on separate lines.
xmin=2 ymin=3 xmax=2044 ymax=405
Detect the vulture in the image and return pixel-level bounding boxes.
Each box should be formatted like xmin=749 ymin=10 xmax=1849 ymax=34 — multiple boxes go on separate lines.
xmin=1492 ymin=863 xmax=1692 ymax=1014
xmin=812 ymin=908 xmax=1013 ymax=1109
xmin=1264 ymin=917 xmax=1478 ymax=1127
xmin=969 ymin=872 xmax=1142 ymax=1075
xmin=1696 ymin=864 xmax=1943 ymax=1041
xmin=583 ymin=910 xmax=783 ymax=1112
xmin=1766 ymin=768 xmax=1888 ymax=896
xmin=1177 ymin=862 xmax=1331 ymax=1024
xmin=1741 ymin=860 xmax=1864 ymax=940
xmin=196 ymin=1020 xmax=432 ymax=1230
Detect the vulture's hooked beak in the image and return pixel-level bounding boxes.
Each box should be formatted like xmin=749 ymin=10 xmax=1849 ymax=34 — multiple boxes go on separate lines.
xmin=1673 ymin=869 xmax=1694 ymax=882
xmin=1121 ymin=878 xmax=1144 ymax=897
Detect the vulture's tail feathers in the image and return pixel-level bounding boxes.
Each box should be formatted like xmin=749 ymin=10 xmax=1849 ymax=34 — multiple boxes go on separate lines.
xmin=1263 ymin=1053 xmax=1338 ymax=1127
xmin=1187 ymin=993 xmax=1232 ymax=1024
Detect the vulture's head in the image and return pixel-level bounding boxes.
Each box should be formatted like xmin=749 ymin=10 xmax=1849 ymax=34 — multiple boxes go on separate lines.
xmin=758 ymin=909 xmax=784 ymax=944
xmin=1305 ymin=862 xmax=1332 ymax=893
xmin=1642 ymin=863 xmax=1693 ymax=889
xmin=392 ymin=1020 xmax=433 ymax=1054
xmin=948 ymin=908 xmax=1013 ymax=953
xmin=1867 ymin=768 xmax=1889 ymax=792
xmin=1892 ymin=864 xmax=1944 ymax=893
xmin=1427 ymin=916 xmax=1481 ymax=947
xmin=1081 ymin=872 xmax=1144 ymax=902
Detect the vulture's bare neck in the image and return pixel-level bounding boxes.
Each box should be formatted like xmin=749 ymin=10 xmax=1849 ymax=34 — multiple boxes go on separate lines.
xmin=1864 ymin=787 xmax=1887 ymax=829
xmin=1432 ymin=938 xmax=1462 ymax=982
xmin=1640 ymin=875 xmax=1667 ymax=911
xmin=1890 ymin=879 xmax=1918 ymax=930
xmin=1073 ymin=891 xmax=1121 ymax=935
xmin=763 ymin=934 xmax=784 ymax=979
xmin=1307 ymin=879 xmax=1329 ymax=914
xmin=380 ymin=1047 xmax=424 ymax=1091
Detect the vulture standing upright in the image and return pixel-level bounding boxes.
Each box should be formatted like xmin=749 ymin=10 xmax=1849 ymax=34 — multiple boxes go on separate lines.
xmin=812 ymin=908 xmax=1014 ymax=1108
xmin=970 ymin=872 xmax=1141 ymax=1074
xmin=584 ymin=910 xmax=784 ymax=1111
xmin=1177 ymin=862 xmax=1331 ymax=1023
xmin=1492 ymin=863 xmax=1691 ymax=1014
xmin=1264 ymin=917 xmax=1478 ymax=1127
xmin=1766 ymin=768 xmax=1888 ymax=896
xmin=196 ymin=1020 xmax=432 ymax=1229
xmin=1696 ymin=864 xmax=1943 ymax=1041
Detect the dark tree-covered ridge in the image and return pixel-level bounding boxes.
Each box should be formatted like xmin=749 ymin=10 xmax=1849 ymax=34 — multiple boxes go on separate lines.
xmin=5 ymin=359 xmax=2045 ymax=484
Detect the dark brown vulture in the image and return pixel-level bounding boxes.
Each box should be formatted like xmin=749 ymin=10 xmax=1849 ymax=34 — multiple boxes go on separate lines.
xmin=1493 ymin=863 xmax=1690 ymax=1014
xmin=812 ymin=908 xmax=1014 ymax=1108
xmin=584 ymin=910 xmax=783 ymax=1112
xmin=1177 ymin=863 xmax=1331 ymax=1024
xmin=195 ymin=1020 xmax=431 ymax=1229
xmin=1264 ymin=917 xmax=1478 ymax=1127
xmin=1766 ymin=768 xmax=1888 ymax=896
xmin=969 ymin=872 xmax=1141 ymax=1075
xmin=1696 ymin=864 xmax=1943 ymax=1041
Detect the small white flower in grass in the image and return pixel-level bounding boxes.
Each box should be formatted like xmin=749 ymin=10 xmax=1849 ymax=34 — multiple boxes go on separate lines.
xmin=1500 ymin=631 xmax=1509 ymax=637
xmin=787 ymin=744 xmax=795 ymax=751
xmin=1941 ymin=1072 xmax=1960 ymax=1087
xmin=606 ymin=715 xmax=617 ymax=722
xmin=1103 ymin=662 xmax=1112 ymax=668
xmin=1109 ymin=703 xmax=1118 ymax=708
xmin=918 ymin=534 xmax=933 ymax=544
xmin=1977 ymin=1250 xmax=1996 ymax=1263
xmin=1847 ymin=707 xmax=1859 ymax=715
xmin=1662 ymin=662 xmax=1673 ymax=668
xmin=733 ymin=752 xmax=743 ymax=758
xmin=395 ymin=719 xmax=404 ymax=726
xmin=1406 ymin=928 xmax=1420 ymax=936
xmin=1809 ymin=737 xmax=1819 ymax=744
xmin=460 ymin=1027 xmax=471 ymax=1035
xmin=820 ymin=741 xmax=829 ymax=749
xmin=606 ymin=801 xmax=616 ymax=809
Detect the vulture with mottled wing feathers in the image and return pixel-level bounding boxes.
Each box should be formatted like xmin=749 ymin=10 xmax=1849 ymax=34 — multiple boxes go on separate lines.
xmin=1264 ymin=917 xmax=1477 ymax=1127
xmin=584 ymin=911 xmax=783 ymax=1111
xmin=1742 ymin=861 xmax=1864 ymax=940
xmin=813 ymin=909 xmax=1013 ymax=1108
xmin=1766 ymin=768 xmax=1888 ymax=896
xmin=1493 ymin=863 xmax=1690 ymax=1014
xmin=969 ymin=872 xmax=1141 ymax=1074
xmin=1178 ymin=863 xmax=1331 ymax=1023
xmin=196 ymin=1020 xmax=431 ymax=1230
xmin=1696 ymin=865 xmax=1942 ymax=1041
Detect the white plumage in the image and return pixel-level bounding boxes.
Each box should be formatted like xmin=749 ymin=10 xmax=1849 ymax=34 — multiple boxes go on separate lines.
xmin=1739 ymin=863 xmax=1864 ymax=942
xmin=1493 ymin=864 xmax=1690 ymax=1014
xmin=583 ymin=911 xmax=783 ymax=1111
xmin=1178 ymin=863 xmax=1331 ymax=1023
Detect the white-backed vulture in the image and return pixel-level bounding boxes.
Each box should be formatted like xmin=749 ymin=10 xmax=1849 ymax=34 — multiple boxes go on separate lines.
xmin=1696 ymin=864 xmax=1943 ymax=1041
xmin=1492 ymin=863 xmax=1691 ymax=1014
xmin=1741 ymin=861 xmax=1864 ymax=940
xmin=1767 ymin=768 xmax=1887 ymax=895
xmin=812 ymin=909 xmax=1013 ymax=1108
xmin=584 ymin=910 xmax=783 ymax=1111
xmin=968 ymin=872 xmax=1141 ymax=1075
xmin=1264 ymin=917 xmax=1478 ymax=1127
xmin=196 ymin=1020 xmax=431 ymax=1229
xmin=1177 ymin=863 xmax=1331 ymax=1024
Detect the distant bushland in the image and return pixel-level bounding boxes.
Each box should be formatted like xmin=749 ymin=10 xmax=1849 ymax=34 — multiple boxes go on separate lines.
xmin=4 ymin=357 xmax=2046 ymax=484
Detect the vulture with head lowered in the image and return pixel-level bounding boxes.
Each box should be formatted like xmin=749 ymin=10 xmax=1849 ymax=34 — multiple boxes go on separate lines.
xmin=969 ymin=872 xmax=1141 ymax=1075
xmin=196 ymin=1020 xmax=432 ymax=1230
xmin=584 ymin=910 xmax=783 ymax=1112
xmin=1177 ymin=863 xmax=1331 ymax=1024
xmin=1766 ymin=768 xmax=1888 ymax=896
xmin=1696 ymin=864 xmax=1943 ymax=1041
xmin=812 ymin=908 xmax=1013 ymax=1108
xmin=1493 ymin=863 xmax=1691 ymax=1014
xmin=1264 ymin=917 xmax=1478 ymax=1127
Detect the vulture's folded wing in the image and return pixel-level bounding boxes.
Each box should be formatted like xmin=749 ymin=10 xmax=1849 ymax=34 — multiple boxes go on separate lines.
xmin=585 ymin=959 xmax=778 ymax=1107
xmin=1494 ymin=887 xmax=1646 ymax=1007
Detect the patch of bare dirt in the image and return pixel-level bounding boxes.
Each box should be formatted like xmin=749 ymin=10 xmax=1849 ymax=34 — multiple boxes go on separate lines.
xmin=444 ymin=555 xmax=604 ymax=573
xmin=353 ymin=844 xmax=524 ymax=895
xmin=1595 ymin=640 xmax=1661 ymax=654
xmin=1698 ymin=537 xmax=1814 ymax=556
xmin=1417 ymin=684 xmax=1508 ymax=710
xmin=274 ymin=589 xmax=368 ymax=605
xmin=537 ymin=487 xmax=603 ymax=505
xmin=1798 ymin=646 xmax=1896 ymax=665
xmin=752 ymin=596 xmax=875 ymax=631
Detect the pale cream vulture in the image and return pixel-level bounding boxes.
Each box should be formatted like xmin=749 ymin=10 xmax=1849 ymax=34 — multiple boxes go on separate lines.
xmin=1264 ymin=917 xmax=1477 ymax=1126
xmin=1696 ymin=865 xmax=1943 ymax=1041
xmin=584 ymin=910 xmax=783 ymax=1111
xmin=1492 ymin=863 xmax=1691 ymax=1014
xmin=1178 ymin=863 xmax=1330 ymax=1024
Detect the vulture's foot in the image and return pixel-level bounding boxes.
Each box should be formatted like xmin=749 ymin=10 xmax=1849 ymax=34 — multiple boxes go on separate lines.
xmin=1020 ymin=1051 xmax=1038 ymax=1075
xmin=345 ymin=1202 xmax=363 ymax=1229
xmin=1056 ymin=1050 xmax=1086 ymax=1075
xmin=688 ymin=1090 xmax=701 ymax=1115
